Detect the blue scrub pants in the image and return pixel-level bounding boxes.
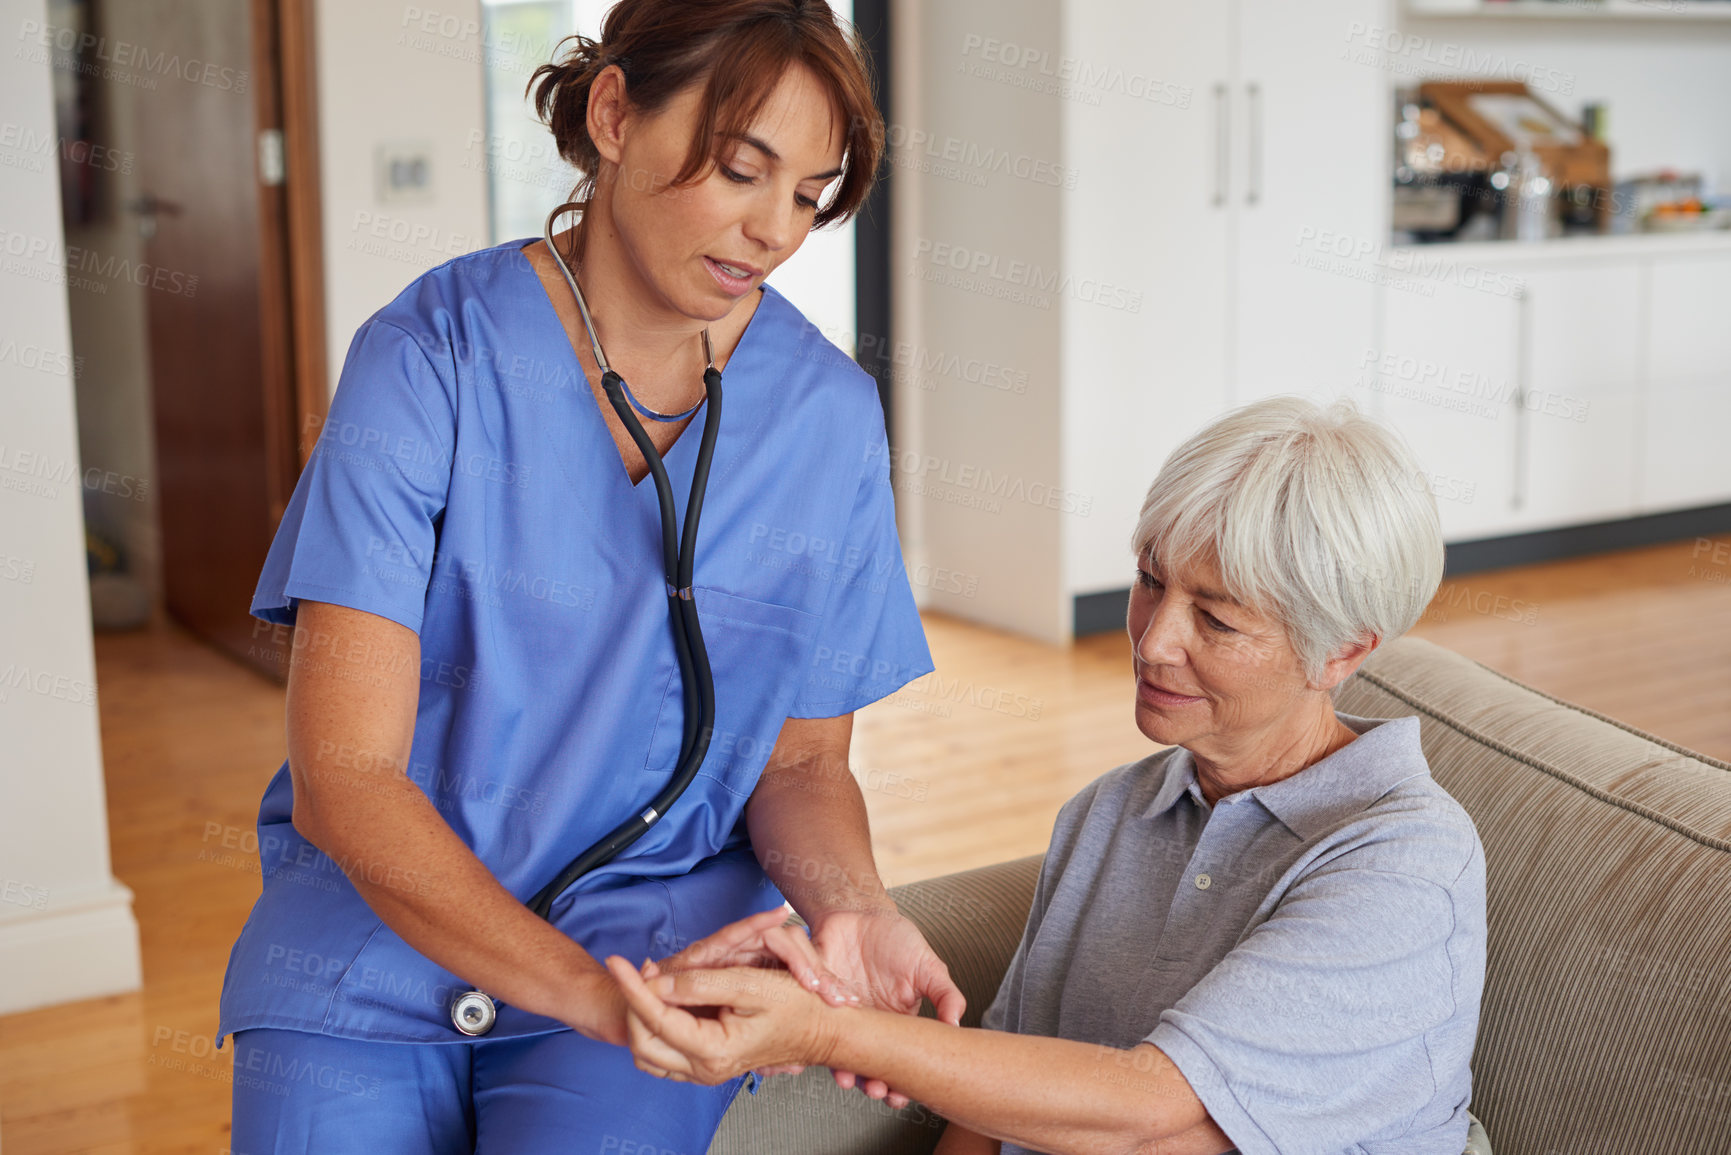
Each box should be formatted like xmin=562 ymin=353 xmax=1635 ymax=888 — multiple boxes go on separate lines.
xmin=229 ymin=1025 xmax=747 ymax=1154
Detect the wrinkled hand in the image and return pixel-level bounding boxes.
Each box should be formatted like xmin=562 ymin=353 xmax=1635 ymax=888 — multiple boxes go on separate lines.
xmin=605 ymin=956 xmax=835 ymax=1087
xmin=646 ymin=906 xmax=857 ymax=1077
xmin=809 ymin=909 xmax=965 ymax=1108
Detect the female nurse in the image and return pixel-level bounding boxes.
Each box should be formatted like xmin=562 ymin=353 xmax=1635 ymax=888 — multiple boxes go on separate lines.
xmin=215 ymin=1 xmax=963 ymax=1150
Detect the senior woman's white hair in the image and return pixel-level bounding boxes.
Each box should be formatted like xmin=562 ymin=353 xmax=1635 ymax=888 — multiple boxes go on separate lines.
xmin=1132 ymin=395 xmax=1445 ymax=681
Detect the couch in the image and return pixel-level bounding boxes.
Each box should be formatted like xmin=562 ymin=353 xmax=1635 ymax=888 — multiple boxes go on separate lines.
xmin=711 ymin=637 xmax=1731 ymax=1155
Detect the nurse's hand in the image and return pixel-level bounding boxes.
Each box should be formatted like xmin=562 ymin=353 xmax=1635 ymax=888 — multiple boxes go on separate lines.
xmin=646 ymin=906 xmax=857 ymax=1077
xmin=604 ymin=956 xmax=837 ymax=1086
xmin=650 ymin=907 xmax=859 ymax=1004
xmin=810 ymin=909 xmax=966 ymax=1108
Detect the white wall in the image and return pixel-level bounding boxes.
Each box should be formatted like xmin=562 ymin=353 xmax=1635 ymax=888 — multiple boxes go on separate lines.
xmin=315 ymin=0 xmax=492 ymax=391
xmin=892 ymin=0 xmax=1068 ymax=642
xmin=0 ymin=0 xmax=142 ymax=1015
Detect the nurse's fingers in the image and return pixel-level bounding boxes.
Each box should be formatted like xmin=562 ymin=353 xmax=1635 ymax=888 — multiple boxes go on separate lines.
xmin=627 ymin=1011 xmax=699 ymax=1078
xmin=606 ymin=956 xmax=723 ymax=1060
xmin=754 ymin=1062 xmax=806 ymax=1078
xmin=646 ymin=965 xmax=798 ymax=1015
xmin=759 ymin=924 xmax=857 ymax=1006
xmin=661 ymin=907 xmax=788 ymax=971
xmin=916 ymin=959 xmax=968 ymax=1027
xmin=613 ymin=964 xmax=705 ymax=1081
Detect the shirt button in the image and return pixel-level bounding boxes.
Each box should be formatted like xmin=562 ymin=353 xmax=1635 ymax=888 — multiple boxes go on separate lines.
xmin=1195 ymin=873 xmax=1212 ymax=890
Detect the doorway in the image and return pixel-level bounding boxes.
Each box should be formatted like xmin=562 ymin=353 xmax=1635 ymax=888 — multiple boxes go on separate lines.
xmin=52 ymin=0 xmax=325 ymax=680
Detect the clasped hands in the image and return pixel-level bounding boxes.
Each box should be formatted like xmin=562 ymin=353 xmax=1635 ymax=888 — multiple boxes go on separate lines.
xmin=604 ymin=904 xmax=964 ymax=1108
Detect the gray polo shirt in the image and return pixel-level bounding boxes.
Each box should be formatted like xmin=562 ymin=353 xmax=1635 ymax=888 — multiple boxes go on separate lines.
xmin=981 ymin=713 xmax=1486 ymax=1155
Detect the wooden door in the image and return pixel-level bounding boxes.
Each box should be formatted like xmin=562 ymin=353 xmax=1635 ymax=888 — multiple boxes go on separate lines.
xmin=111 ymin=0 xmax=306 ymax=679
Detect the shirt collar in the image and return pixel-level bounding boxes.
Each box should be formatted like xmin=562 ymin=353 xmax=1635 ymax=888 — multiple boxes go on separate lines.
xmin=1140 ymin=713 xmax=1429 ymax=838
xmin=1141 ymin=748 xmax=1205 ymax=820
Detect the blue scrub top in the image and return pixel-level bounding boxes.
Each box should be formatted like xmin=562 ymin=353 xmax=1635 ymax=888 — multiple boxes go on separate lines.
xmin=216 ymin=238 xmax=934 ymax=1046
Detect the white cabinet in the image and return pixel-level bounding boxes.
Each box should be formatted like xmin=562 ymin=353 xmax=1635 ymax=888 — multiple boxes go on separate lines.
xmin=1371 ymin=275 xmax=1522 ymax=541
xmin=1510 ymin=264 xmax=1642 ymax=531
xmin=1060 ymin=0 xmax=1388 ymax=600
xmin=1060 ymin=0 xmax=1233 ymax=598
xmin=1374 ymin=240 xmax=1731 ymax=546
xmin=1642 ymin=253 xmax=1731 ymax=512
xmin=1234 ymin=0 xmax=1387 ymax=405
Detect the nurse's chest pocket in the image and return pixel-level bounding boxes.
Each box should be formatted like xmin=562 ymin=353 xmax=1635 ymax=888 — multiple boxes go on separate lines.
xmin=643 ymin=585 xmax=819 ymax=797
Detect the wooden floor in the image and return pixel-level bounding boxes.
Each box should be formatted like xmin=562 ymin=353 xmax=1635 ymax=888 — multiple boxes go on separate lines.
xmin=2 ymin=537 xmax=1727 ymax=1152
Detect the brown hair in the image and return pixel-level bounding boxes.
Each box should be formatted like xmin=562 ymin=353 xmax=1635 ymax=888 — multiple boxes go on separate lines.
xmin=528 ymin=0 xmax=882 ymax=230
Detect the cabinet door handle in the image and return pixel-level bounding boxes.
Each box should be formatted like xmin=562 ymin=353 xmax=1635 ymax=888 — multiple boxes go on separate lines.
xmin=1511 ymin=285 xmax=1531 ymax=512
xmin=1247 ymin=83 xmax=1263 ymax=206
xmin=1213 ymin=83 xmax=1229 ymax=208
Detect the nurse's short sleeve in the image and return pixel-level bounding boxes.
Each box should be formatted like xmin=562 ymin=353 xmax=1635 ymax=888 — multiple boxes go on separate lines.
xmin=251 ymin=318 xmax=455 ymax=635
xmin=786 ymin=428 xmax=934 ymax=718
xmin=1147 ymin=861 xmax=1470 ymax=1155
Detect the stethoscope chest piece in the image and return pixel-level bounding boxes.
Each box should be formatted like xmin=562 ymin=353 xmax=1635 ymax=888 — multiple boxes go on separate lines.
xmin=451 ymin=989 xmax=498 ymax=1036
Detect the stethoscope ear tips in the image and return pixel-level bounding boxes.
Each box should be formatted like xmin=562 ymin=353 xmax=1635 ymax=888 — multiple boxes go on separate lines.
xmin=451 ymin=989 xmax=498 ymax=1036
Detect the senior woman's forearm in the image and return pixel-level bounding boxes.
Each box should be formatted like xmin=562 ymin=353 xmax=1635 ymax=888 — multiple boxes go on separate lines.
xmin=815 ymin=1007 xmax=1215 ymax=1155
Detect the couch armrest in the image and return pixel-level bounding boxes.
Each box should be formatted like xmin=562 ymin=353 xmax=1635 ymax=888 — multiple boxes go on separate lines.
xmin=709 ymin=855 xmax=1046 ymax=1155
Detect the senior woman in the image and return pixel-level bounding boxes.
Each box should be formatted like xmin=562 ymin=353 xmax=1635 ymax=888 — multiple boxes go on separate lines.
xmin=605 ymin=395 xmax=1489 ymax=1155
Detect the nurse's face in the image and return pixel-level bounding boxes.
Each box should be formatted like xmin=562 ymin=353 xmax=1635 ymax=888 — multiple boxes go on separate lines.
xmin=1126 ymin=548 xmax=1314 ymax=756
xmin=595 ymin=63 xmax=846 ymax=324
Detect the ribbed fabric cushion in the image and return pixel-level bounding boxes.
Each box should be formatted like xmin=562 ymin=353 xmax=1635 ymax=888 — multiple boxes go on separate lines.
xmin=710 ymin=855 xmax=1043 ymax=1155
xmin=1336 ymin=637 xmax=1731 ymax=1155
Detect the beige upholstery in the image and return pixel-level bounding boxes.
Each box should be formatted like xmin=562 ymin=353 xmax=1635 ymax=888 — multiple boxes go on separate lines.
xmin=712 ymin=637 xmax=1731 ymax=1154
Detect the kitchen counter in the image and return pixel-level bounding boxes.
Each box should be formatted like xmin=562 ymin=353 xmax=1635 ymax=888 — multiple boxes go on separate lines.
xmin=1392 ymin=228 xmax=1731 ymax=263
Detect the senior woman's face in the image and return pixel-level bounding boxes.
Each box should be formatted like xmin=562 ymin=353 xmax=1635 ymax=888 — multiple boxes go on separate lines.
xmin=1126 ymin=550 xmax=1312 ymax=750
xmin=605 ymin=64 xmax=845 ymax=323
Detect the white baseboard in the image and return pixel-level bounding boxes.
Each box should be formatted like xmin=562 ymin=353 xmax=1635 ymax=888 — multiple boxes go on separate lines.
xmin=0 ymin=879 xmax=142 ymax=1015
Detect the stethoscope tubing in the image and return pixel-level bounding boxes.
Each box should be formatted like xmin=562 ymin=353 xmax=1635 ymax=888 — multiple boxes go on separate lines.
xmin=449 ymin=202 xmax=724 ymax=1036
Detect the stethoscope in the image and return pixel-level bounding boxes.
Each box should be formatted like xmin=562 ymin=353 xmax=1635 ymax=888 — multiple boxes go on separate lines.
xmin=448 ymin=200 xmax=725 ymax=1036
